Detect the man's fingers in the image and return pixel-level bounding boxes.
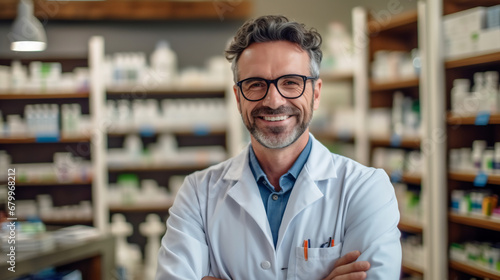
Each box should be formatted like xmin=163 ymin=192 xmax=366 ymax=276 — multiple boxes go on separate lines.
xmin=333 ymin=251 xmax=361 ymax=268
xmin=322 ymin=251 xmax=370 ymax=280
xmin=332 ymin=260 xmax=370 ymax=276
xmin=326 ymin=271 xmax=367 ymax=280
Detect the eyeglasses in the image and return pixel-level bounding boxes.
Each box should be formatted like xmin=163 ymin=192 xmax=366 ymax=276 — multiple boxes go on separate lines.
xmin=236 ymin=74 xmax=317 ymax=102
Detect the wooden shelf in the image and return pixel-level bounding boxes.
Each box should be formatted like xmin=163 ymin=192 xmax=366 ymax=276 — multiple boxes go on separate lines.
xmin=109 ymin=204 xmax=172 ymax=212
xmin=450 ymin=260 xmax=500 ymax=280
xmin=402 ymin=173 xmax=422 ymax=185
xmin=448 ymin=171 xmax=500 ymax=185
xmin=447 ymin=113 xmax=500 ymax=125
xmin=370 ymin=137 xmax=421 ymax=149
xmin=13 ymin=181 xmax=92 ymax=186
xmin=108 ymin=163 xmax=213 ymax=173
xmin=0 ymin=136 xmax=91 ymax=144
xmin=311 ymin=130 xmax=355 ymax=143
xmin=370 ymin=78 xmax=419 ymax=91
xmin=402 ymin=262 xmax=424 ymax=276
xmin=106 ymin=87 xmax=225 ymax=97
xmin=445 ymin=51 xmax=500 ymax=69
xmin=41 ymin=218 xmax=93 ymax=225
xmin=107 ymin=127 xmax=226 ymax=137
xmin=399 ymin=219 xmax=423 ymax=233
xmin=368 ymin=10 xmax=418 ymax=34
xmin=321 ymin=71 xmax=354 ymax=82
xmin=449 ymin=212 xmax=500 ymax=232
xmin=384 ymin=169 xmax=422 ymax=184
xmin=0 ymin=0 xmax=252 ymax=21
xmin=0 ymin=92 xmax=90 ymax=100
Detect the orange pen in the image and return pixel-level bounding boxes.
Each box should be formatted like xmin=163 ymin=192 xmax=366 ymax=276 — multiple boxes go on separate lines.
xmin=303 ymin=240 xmax=308 ymax=261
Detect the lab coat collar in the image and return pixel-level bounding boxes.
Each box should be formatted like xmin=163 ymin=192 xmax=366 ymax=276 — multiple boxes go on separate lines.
xmin=224 ymin=133 xmax=338 ymax=250
xmin=224 ymin=133 xmax=337 ymax=182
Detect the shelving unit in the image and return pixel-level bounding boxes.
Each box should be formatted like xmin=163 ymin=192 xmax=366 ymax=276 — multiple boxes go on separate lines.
xmin=353 ymin=4 xmax=429 ymax=279
xmin=424 ymin=0 xmax=500 ymax=279
xmin=84 ymin=36 xmax=234 ymax=259
xmin=313 ymin=70 xmax=357 ymax=159
xmin=0 ymin=53 xmax=106 ymax=232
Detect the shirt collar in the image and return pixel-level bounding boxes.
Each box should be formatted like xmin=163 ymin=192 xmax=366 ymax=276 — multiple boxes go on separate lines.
xmin=248 ymin=135 xmax=312 ymax=185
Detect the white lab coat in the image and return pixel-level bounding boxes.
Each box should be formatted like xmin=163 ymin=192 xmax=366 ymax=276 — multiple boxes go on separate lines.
xmin=156 ymin=135 xmax=402 ymax=280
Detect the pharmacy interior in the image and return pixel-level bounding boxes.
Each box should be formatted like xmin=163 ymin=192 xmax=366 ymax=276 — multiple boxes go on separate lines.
xmin=0 ymin=0 xmax=499 ymax=279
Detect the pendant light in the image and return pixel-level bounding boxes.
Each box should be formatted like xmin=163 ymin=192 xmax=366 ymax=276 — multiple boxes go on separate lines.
xmin=10 ymin=0 xmax=47 ymax=52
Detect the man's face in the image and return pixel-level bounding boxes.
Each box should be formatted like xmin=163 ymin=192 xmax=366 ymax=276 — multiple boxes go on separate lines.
xmin=233 ymin=41 xmax=321 ymax=149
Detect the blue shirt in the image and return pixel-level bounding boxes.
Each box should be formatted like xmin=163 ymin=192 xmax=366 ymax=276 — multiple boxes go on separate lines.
xmin=248 ymin=136 xmax=312 ymax=247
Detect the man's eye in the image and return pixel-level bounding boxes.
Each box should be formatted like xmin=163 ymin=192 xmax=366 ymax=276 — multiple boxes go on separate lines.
xmin=248 ymin=82 xmax=266 ymax=88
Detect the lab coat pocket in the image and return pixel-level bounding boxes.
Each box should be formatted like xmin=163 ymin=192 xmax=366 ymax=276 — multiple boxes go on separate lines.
xmin=294 ymin=243 xmax=343 ymax=280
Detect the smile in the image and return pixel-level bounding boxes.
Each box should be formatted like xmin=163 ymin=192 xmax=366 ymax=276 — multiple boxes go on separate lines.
xmin=261 ymin=115 xmax=290 ymax=122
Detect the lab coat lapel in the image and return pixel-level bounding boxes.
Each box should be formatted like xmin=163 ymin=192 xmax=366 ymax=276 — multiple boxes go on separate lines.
xmin=276 ymin=136 xmax=337 ymax=249
xmin=225 ymin=146 xmax=274 ymax=249
xmin=277 ymin=169 xmax=323 ymax=249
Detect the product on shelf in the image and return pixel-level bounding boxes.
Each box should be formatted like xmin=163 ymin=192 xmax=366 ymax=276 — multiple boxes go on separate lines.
xmin=450 ymin=71 xmax=499 ymax=116
xmin=450 ymin=241 xmax=500 ymax=272
xmin=394 ymin=183 xmax=422 ymax=224
xmin=107 ymin=175 xmax=173 ymax=208
xmin=0 ymin=151 xmax=93 ymax=183
xmin=0 ymin=60 xmax=89 ymax=94
xmin=14 ymin=195 xmax=92 ymax=221
xmin=106 ymin=98 xmax=227 ymax=134
xmin=449 ymin=140 xmax=500 ymax=175
xmin=371 ymin=49 xmax=420 ymax=82
xmin=0 ymin=103 xmax=91 ymax=139
xmin=372 ymin=148 xmax=422 ymax=177
xmin=369 ymin=93 xmax=421 ymax=140
xmin=451 ymin=189 xmax=499 ymax=218
xmin=321 ymin=21 xmax=354 ymax=74
xmin=107 ymin=134 xmax=227 ymax=168
xmin=104 ymin=45 xmax=228 ymax=90
xmin=443 ymin=6 xmax=500 ymax=58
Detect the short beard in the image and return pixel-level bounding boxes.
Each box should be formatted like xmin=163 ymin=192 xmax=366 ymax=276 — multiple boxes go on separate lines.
xmin=243 ymin=98 xmax=314 ymax=149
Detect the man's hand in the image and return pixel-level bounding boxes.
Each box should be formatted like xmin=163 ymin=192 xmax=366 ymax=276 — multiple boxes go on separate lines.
xmin=322 ymin=250 xmax=370 ymax=280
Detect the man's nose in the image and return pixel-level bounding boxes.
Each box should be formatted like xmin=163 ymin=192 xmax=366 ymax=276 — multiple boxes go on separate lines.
xmin=261 ymin=83 xmax=287 ymax=109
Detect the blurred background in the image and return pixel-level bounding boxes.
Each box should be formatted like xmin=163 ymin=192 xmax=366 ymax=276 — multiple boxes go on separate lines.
xmin=0 ymin=0 xmax=500 ymax=280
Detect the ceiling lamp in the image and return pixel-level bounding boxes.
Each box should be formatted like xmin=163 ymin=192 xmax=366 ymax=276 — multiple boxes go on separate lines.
xmin=10 ymin=0 xmax=47 ymax=52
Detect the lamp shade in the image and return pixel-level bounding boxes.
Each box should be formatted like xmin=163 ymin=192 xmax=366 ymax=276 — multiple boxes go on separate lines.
xmin=10 ymin=0 xmax=47 ymax=52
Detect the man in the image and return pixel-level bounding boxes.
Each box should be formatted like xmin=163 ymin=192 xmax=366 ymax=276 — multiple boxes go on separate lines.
xmin=156 ymin=15 xmax=401 ymax=280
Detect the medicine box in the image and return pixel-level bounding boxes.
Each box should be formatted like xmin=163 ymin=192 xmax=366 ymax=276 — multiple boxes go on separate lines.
xmin=443 ymin=7 xmax=487 ymax=40
xmin=478 ymin=27 xmax=500 ymax=53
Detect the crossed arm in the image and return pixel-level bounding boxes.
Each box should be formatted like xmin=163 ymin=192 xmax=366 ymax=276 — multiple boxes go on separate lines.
xmin=202 ymin=250 xmax=370 ymax=280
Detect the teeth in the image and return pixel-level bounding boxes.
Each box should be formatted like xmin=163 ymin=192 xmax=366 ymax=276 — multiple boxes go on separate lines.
xmin=263 ymin=115 xmax=288 ymax=121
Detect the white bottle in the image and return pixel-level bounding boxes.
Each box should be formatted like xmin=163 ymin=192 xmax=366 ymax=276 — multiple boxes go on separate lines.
xmin=494 ymin=142 xmax=500 ymax=174
xmin=150 ymin=40 xmax=178 ymax=87
xmin=451 ymin=79 xmax=470 ymax=115
xmin=392 ymin=91 xmax=404 ymax=137
xmin=484 ymin=71 xmax=499 ymax=113
xmin=472 ymin=140 xmax=487 ymax=172
xmin=471 ymin=72 xmax=487 ymax=113
xmin=11 ymin=60 xmax=27 ymax=93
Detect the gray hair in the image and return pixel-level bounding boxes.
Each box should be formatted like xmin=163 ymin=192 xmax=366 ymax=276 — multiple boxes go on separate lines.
xmin=225 ymin=15 xmax=322 ymax=83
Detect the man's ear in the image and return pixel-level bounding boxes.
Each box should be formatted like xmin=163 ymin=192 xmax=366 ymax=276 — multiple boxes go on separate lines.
xmin=313 ymin=78 xmax=322 ymax=111
xmin=233 ymin=85 xmax=242 ymax=114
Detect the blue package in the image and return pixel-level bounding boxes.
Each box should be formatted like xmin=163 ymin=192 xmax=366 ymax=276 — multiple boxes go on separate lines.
xmin=487 ymin=5 xmax=500 ymax=28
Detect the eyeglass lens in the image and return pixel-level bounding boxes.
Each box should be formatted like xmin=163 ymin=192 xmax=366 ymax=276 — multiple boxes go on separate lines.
xmin=241 ymin=75 xmax=305 ymax=100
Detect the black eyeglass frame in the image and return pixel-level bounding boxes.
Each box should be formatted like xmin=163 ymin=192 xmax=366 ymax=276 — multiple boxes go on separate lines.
xmin=236 ymin=74 xmax=318 ymax=102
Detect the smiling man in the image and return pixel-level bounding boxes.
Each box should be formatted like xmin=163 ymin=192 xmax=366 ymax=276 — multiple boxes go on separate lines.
xmin=156 ymin=15 xmax=402 ymax=280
